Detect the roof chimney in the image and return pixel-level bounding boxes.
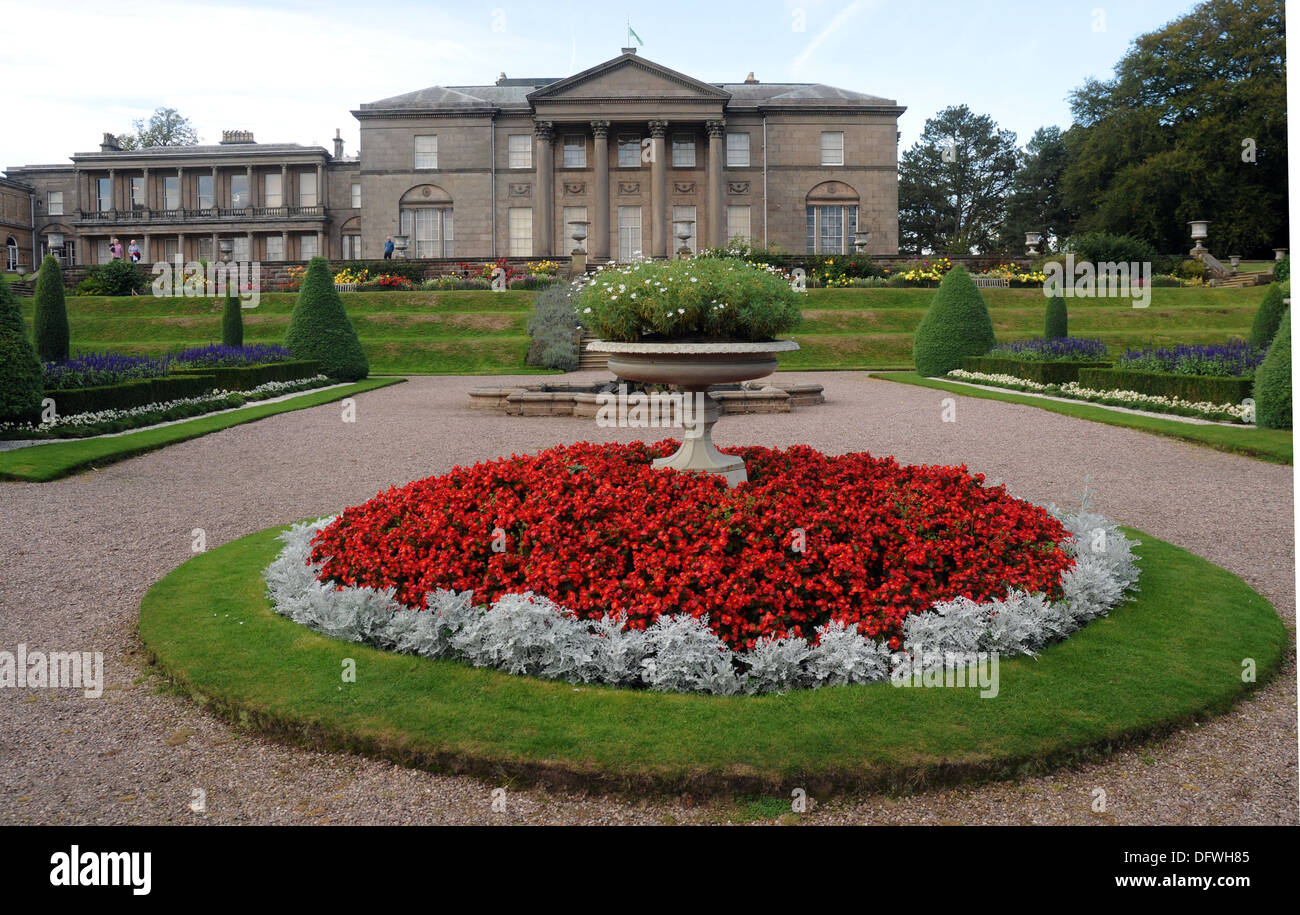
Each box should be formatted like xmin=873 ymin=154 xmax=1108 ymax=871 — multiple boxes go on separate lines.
xmin=744 ymin=72 xmax=758 ymax=84
xmin=100 ymin=132 xmax=121 ymax=152
xmin=496 ymin=71 xmax=507 ymax=85
xmin=621 ymin=47 xmax=636 ymax=55
xmin=333 ymin=128 xmax=344 ymax=159
xmin=220 ymin=130 xmax=255 ymax=144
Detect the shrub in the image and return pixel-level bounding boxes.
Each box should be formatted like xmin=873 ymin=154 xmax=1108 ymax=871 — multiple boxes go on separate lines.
xmin=284 ymin=257 xmax=369 ymax=381
xmin=575 ymin=258 xmax=801 ymax=342
xmin=0 ymin=280 xmax=43 ymax=422
xmin=912 ymin=266 xmax=997 ymax=376
xmin=1150 ymin=275 xmax=1182 ymax=287
xmin=1255 ymin=308 xmax=1291 ymax=429
xmin=1249 ymin=283 xmax=1287 ymax=348
xmin=33 ymin=255 xmax=69 ymax=362
xmin=1044 ymin=295 xmax=1068 ymax=339
xmin=221 ymin=283 xmax=243 ymax=347
xmin=1176 ymin=258 xmax=1208 ymax=281
xmin=75 ymin=276 xmax=107 ymax=295
xmin=1064 ymin=232 xmax=1158 ymax=266
xmin=1276 ymin=255 xmax=1290 ymax=283
xmin=526 ymin=283 xmax=579 ymax=370
xmin=88 ymin=259 xmax=150 ymax=296
xmin=1077 ymin=367 xmax=1254 ymax=406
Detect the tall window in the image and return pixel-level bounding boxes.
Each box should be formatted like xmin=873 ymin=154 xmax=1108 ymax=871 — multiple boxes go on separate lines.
xmin=264 ymin=173 xmax=282 ymax=207
xmin=130 ymin=177 xmax=144 ymax=209
xmin=198 ymin=236 xmax=213 ymax=260
xmin=821 ymin=131 xmax=844 ymax=166
xmin=617 ymin=135 xmax=642 ymax=167
xmin=508 ymin=135 xmax=532 ymax=169
xmin=726 ymin=205 xmax=751 ymax=245
xmin=508 ymin=207 xmax=532 ymax=256
xmin=617 ymin=205 xmax=642 ymax=260
xmin=47 ymin=191 xmax=63 ymax=215
xmin=301 ymin=235 xmax=317 ymax=260
xmin=299 ymin=172 xmax=317 ymax=207
xmin=97 ymin=239 xmax=111 ymax=263
xmin=350 ymin=183 xmax=361 ymax=209
xmin=266 ymin=235 xmax=284 ymax=261
xmin=672 ymin=205 xmax=697 ymax=254
xmin=5 ymin=236 xmax=17 ymax=271
xmin=672 ymin=134 xmax=695 ymax=167
xmin=233 ymin=236 xmax=250 ymax=262
xmin=164 ymin=177 xmax=179 ymax=210
xmin=562 ymin=206 xmax=588 ymax=252
xmin=726 ymin=132 xmax=749 ymax=167
xmin=342 ymin=235 xmax=361 ymax=259
xmin=198 ymin=175 xmax=214 ymax=210
xmin=230 ymin=174 xmax=249 ymax=208
xmin=400 ymin=208 xmax=454 ymax=258
xmin=805 ymin=204 xmax=857 ymax=253
xmin=96 ymin=177 xmax=111 ymax=211
xmin=415 ymin=135 xmax=438 ymax=169
xmin=563 ymin=135 xmax=586 ymax=168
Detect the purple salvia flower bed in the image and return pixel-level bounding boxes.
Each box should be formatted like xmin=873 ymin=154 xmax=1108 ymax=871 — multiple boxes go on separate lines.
xmin=987 ymin=337 xmax=1109 ymax=363
xmin=42 ymin=352 xmax=170 ymax=391
xmin=1118 ymin=339 xmax=1265 ymax=377
xmin=166 ymin=344 xmax=293 ymax=367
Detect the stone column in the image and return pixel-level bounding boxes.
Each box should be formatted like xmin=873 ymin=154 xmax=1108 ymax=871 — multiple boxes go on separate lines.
xmin=246 ymin=230 xmax=254 ymax=261
xmin=142 ymin=167 xmax=151 ymax=211
xmin=73 ymin=167 xmax=81 ymax=213
xmin=280 ymin=164 xmax=288 ymax=211
xmin=281 ymin=229 xmax=288 ymax=260
xmin=706 ymin=120 xmax=726 ymax=248
xmin=590 ymin=120 xmax=610 ymax=261
xmin=533 ymin=120 xmax=554 ymax=257
xmin=177 ymin=167 xmax=185 ymax=211
xmin=176 ymin=233 xmax=184 ymax=261
xmin=649 ymin=120 xmax=668 ymax=258
xmin=211 ymin=232 xmax=219 ymax=260
xmin=316 ymin=162 xmax=325 ymax=209
xmin=316 ymin=230 xmax=324 ymax=260
xmin=210 ymin=164 xmax=218 ymax=211
xmin=143 ymin=234 xmax=151 ymax=262
xmin=107 ymin=168 xmax=117 ymax=214
xmin=247 ymin=164 xmax=256 ymax=209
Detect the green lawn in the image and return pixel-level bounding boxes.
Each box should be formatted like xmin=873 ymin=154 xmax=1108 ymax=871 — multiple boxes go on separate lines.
xmin=874 ymin=371 xmax=1292 ymax=464
xmin=138 ymin=523 xmax=1287 ymax=797
xmin=12 ymin=285 xmax=1272 ymax=375
xmin=0 ymin=377 xmax=404 ymax=482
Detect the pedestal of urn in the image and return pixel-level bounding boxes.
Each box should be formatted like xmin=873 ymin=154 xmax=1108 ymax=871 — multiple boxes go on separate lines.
xmin=585 ymin=340 xmax=800 ymax=487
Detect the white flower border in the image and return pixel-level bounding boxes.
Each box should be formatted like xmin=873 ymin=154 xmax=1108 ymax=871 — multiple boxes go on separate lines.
xmin=264 ymin=492 xmax=1140 ymax=695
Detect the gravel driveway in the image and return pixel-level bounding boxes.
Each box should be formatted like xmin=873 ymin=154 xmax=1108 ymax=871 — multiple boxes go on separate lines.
xmin=0 ymin=372 xmax=1294 ymax=825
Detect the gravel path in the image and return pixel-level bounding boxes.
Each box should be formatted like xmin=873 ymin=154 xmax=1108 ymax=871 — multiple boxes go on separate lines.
xmin=0 ymin=371 xmax=1294 ymax=825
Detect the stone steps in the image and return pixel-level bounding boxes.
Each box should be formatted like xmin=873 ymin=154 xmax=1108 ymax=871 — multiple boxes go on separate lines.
xmin=576 ymin=332 xmax=609 ymax=371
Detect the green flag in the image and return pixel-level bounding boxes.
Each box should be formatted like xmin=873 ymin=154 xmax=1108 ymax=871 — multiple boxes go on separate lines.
xmin=628 ymin=25 xmax=643 ymax=45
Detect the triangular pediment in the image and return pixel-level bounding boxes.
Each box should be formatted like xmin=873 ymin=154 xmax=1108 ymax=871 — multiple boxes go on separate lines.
xmin=528 ymin=54 xmax=731 ymax=103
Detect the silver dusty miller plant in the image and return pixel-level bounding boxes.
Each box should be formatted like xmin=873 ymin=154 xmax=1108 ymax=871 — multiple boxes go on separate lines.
xmin=265 ymin=486 xmax=1141 ymax=696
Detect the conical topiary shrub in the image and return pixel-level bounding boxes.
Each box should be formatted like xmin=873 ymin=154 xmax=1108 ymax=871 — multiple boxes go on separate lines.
xmin=33 ymin=254 xmax=69 ymax=362
xmin=912 ymin=266 xmax=997 ymax=376
xmin=221 ymin=282 xmax=243 ymax=347
xmin=1045 ymin=295 xmax=1068 ymax=339
xmin=0 ymin=279 xmax=44 ymax=423
xmin=1249 ymin=282 xmax=1286 ymax=348
xmin=1254 ymin=307 xmax=1291 ymax=429
xmin=284 ymin=257 xmax=368 ymax=381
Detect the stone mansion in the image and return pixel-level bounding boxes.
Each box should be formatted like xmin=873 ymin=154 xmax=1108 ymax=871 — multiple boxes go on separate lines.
xmin=3 ymin=49 xmax=903 ymax=269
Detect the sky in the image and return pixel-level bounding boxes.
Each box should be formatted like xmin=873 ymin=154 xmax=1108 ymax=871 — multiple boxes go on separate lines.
xmin=1 ymin=0 xmax=1203 ymax=169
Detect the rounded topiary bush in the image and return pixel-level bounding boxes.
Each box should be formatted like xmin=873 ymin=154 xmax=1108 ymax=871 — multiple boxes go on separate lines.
xmin=284 ymin=257 xmax=368 ymax=381
xmin=912 ymin=266 xmax=997 ymax=376
xmin=0 ymin=280 xmax=44 ymax=423
xmin=221 ymin=283 xmax=243 ymax=347
xmin=1254 ymin=307 xmax=1291 ymax=429
xmin=1045 ymin=295 xmax=1068 ymax=339
xmin=526 ymin=283 xmax=578 ymax=370
xmin=33 ymin=254 xmax=69 ymax=363
xmin=1249 ymin=283 xmax=1286 ymax=348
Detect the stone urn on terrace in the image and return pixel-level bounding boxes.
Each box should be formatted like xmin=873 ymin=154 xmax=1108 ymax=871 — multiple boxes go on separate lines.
xmin=579 ymin=258 xmax=803 ymax=487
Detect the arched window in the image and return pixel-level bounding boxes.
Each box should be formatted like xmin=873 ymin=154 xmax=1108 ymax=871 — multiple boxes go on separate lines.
xmin=805 ymin=181 xmax=860 ymax=254
xmin=398 ymin=184 xmax=453 ymax=258
xmin=4 ymin=236 xmax=17 ymax=271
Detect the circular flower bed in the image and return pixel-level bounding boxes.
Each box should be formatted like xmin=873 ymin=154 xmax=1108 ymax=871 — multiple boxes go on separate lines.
xmin=309 ymin=442 xmax=1074 ymax=652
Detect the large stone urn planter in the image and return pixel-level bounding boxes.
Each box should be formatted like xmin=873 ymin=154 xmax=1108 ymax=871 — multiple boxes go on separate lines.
xmin=585 ymin=339 xmax=799 ymax=486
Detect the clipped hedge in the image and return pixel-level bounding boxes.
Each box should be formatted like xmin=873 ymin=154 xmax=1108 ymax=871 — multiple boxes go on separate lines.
xmin=1249 ymin=283 xmax=1286 ymax=348
xmin=1077 ymin=368 xmax=1254 ymax=406
xmin=1254 ymin=308 xmax=1291 ymax=429
xmin=285 ymin=257 xmax=369 ymax=381
xmin=171 ymin=360 xmax=320 ymax=392
xmin=49 ymin=374 xmax=217 ymax=417
xmin=912 ymin=266 xmax=997 ymax=376
xmin=962 ymin=356 xmax=1111 ymax=385
xmin=1044 ymin=296 xmax=1068 ymax=339
xmin=0 ymin=280 xmax=43 ymax=423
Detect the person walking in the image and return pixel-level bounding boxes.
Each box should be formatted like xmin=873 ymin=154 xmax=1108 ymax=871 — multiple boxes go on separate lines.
xmin=384 ymin=236 xmax=394 ymax=260
xmin=109 ymin=237 xmax=124 ymax=260
xmin=127 ymin=239 xmax=141 ymax=263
